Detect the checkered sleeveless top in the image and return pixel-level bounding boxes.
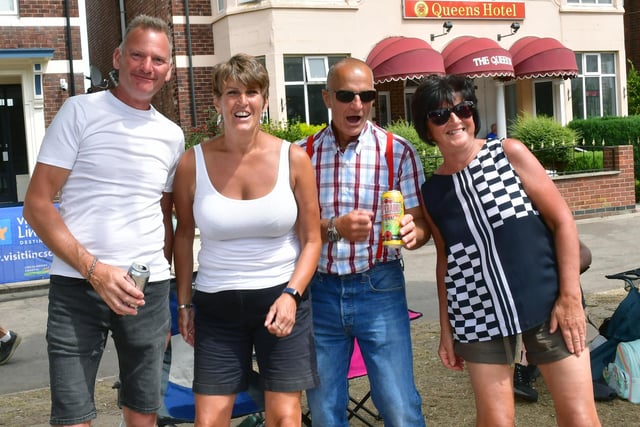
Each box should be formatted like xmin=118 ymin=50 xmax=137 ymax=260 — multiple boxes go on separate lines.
xmin=422 ymin=139 xmax=559 ymax=343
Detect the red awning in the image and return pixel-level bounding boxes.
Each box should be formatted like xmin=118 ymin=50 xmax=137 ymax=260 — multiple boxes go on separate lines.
xmin=442 ymin=36 xmax=514 ymax=79
xmin=365 ymin=36 xmax=445 ymax=83
xmin=509 ymin=36 xmax=578 ymax=80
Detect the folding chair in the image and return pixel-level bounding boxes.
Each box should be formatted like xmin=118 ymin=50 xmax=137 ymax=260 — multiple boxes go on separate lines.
xmin=301 ymin=310 xmax=424 ymax=426
xmin=156 ymin=280 xmax=266 ymax=426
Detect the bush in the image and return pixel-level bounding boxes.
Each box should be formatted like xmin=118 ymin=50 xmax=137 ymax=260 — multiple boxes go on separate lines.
xmin=628 ymin=60 xmax=640 ymax=116
xmin=564 ymin=149 xmax=603 ymax=173
xmin=384 ymin=119 xmax=441 ymax=177
xmin=509 ymin=114 xmax=580 ymax=170
xmin=568 ymin=115 xmax=640 ymax=146
xmin=182 ymin=112 xmax=324 ymax=150
xmin=568 ymin=116 xmax=640 ymax=191
xmin=184 ymin=108 xmax=221 ymax=150
xmin=261 ymin=120 xmax=324 ymax=142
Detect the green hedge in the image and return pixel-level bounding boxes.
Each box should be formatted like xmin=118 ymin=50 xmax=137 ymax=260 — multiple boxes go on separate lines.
xmin=568 ymin=116 xmax=640 ymax=197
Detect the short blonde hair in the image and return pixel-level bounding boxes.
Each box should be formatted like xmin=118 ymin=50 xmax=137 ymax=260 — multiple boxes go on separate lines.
xmin=212 ymin=53 xmax=269 ymax=100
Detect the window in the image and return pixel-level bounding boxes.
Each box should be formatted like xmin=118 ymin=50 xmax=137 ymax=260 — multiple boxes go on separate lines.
xmin=567 ymin=0 xmax=612 ymax=4
xmin=534 ymin=81 xmax=554 ymax=118
xmin=284 ymin=55 xmax=346 ymax=125
xmin=0 ymin=0 xmax=17 ymax=14
xmin=217 ymin=0 xmax=225 ymax=13
xmin=377 ymin=92 xmax=391 ymax=127
xmin=404 ymin=79 xmax=420 ymax=123
xmin=571 ymin=53 xmax=617 ymax=119
xmin=305 ymin=57 xmax=329 ymax=82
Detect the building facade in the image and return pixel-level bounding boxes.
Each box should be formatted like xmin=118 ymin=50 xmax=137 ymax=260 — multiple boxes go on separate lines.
xmin=0 ymin=0 xmax=628 ymax=206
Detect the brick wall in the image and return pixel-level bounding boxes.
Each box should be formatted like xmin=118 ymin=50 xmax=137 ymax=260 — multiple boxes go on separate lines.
xmin=170 ymin=0 xmax=214 ymax=129
xmin=171 ymin=0 xmax=211 ymax=16
xmin=176 ymin=67 xmax=214 ymax=128
xmin=86 ymin=0 xmax=121 ymax=82
xmin=0 ymin=27 xmax=80 ymax=61
xmin=17 ymin=0 xmax=74 ymax=17
xmin=2 ymin=2 xmax=83 ymax=124
xmin=553 ymin=146 xmax=636 ymax=219
xmin=374 ymin=80 xmax=408 ymax=123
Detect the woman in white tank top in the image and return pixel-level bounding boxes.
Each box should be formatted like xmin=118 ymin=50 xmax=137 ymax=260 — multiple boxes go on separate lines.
xmin=172 ymin=54 xmax=321 ymax=426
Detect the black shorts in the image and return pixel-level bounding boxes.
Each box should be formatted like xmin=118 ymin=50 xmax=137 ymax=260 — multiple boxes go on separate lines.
xmin=454 ymin=321 xmax=572 ymax=365
xmin=192 ymin=283 xmax=319 ymax=394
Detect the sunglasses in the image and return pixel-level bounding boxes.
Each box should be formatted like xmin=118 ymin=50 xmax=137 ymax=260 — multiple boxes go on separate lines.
xmin=427 ymin=101 xmax=475 ymax=126
xmin=333 ymin=90 xmax=377 ymax=103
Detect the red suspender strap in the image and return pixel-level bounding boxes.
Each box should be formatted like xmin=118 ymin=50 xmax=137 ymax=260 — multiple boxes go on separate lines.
xmin=306 ymin=130 xmax=394 ymax=262
xmin=376 ymin=131 xmax=394 ymax=261
xmin=306 ymin=134 xmax=314 ymax=158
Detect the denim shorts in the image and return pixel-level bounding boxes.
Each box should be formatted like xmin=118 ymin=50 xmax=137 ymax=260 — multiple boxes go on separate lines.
xmin=454 ymin=321 xmax=571 ymax=365
xmin=192 ymin=283 xmax=319 ymax=395
xmin=48 ymin=275 xmax=170 ymax=425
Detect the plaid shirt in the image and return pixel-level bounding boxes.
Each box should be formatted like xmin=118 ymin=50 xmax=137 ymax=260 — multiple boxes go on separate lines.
xmin=297 ymin=121 xmax=425 ymax=275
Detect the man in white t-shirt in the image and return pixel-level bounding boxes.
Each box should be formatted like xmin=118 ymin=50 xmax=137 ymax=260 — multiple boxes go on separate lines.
xmin=23 ymin=15 xmax=184 ymax=427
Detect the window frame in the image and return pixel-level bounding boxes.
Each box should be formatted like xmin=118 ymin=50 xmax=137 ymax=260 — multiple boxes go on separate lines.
xmin=571 ymin=52 xmax=618 ymax=119
xmin=304 ymin=57 xmax=329 ymax=83
xmin=283 ymin=54 xmax=346 ymax=125
xmin=0 ymin=0 xmax=18 ymax=15
xmin=566 ymin=0 xmax=612 ymax=5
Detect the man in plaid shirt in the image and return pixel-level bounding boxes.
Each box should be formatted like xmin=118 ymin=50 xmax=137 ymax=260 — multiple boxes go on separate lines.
xmin=297 ymin=57 xmax=430 ymax=426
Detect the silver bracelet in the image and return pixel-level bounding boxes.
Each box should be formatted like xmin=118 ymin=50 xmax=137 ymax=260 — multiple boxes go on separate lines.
xmin=177 ymin=303 xmax=194 ymax=310
xmin=86 ymin=257 xmax=98 ymax=281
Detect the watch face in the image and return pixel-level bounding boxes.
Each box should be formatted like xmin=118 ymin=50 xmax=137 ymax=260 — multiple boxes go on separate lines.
xmin=328 ymin=229 xmax=340 ymax=242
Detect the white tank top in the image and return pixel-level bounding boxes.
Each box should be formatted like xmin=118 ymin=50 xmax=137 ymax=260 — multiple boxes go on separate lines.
xmin=193 ymin=141 xmax=300 ymax=292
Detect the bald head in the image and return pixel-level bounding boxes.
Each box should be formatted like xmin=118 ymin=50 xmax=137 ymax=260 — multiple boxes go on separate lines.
xmin=326 ymin=57 xmax=374 ymax=91
xmin=322 ymin=57 xmax=376 ymax=148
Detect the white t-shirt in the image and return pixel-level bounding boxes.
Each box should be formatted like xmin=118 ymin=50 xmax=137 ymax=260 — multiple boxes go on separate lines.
xmin=37 ymin=90 xmax=184 ymax=281
xmin=193 ymin=141 xmax=300 ymax=292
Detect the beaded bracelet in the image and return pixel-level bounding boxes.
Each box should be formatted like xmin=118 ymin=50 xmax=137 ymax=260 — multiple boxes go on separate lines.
xmin=86 ymin=257 xmax=98 ymax=281
xmin=178 ymin=303 xmax=194 ymax=310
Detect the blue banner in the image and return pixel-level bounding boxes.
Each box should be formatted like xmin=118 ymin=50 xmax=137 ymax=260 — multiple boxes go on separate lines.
xmin=0 ymin=204 xmax=53 ymax=284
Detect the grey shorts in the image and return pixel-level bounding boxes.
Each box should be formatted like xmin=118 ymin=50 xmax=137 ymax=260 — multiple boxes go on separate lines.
xmin=192 ymin=283 xmax=319 ymax=395
xmin=454 ymin=321 xmax=572 ymax=365
xmin=47 ymin=275 xmax=170 ymax=425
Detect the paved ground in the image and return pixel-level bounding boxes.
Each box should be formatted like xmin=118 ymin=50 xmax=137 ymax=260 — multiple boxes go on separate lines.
xmin=1 ymin=210 xmax=639 ymax=424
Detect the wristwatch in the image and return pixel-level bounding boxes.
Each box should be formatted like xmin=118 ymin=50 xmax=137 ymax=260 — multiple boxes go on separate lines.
xmin=327 ymin=216 xmax=341 ymax=242
xmin=282 ymin=287 xmax=302 ymax=305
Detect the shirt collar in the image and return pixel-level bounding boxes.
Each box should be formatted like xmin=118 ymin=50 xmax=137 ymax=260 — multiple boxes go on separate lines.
xmin=328 ymin=121 xmax=373 ymax=155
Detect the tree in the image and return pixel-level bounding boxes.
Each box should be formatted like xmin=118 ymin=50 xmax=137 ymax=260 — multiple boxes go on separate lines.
xmin=627 ymin=59 xmax=640 ymax=116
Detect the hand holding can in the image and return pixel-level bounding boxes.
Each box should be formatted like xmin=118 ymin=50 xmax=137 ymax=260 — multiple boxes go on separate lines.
xmin=381 ymin=190 xmax=404 ymax=247
xmin=127 ymin=262 xmax=150 ymax=292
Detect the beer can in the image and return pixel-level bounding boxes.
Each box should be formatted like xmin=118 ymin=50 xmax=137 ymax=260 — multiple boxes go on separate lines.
xmin=381 ymin=190 xmax=404 ymax=247
xmin=127 ymin=262 xmax=150 ymax=292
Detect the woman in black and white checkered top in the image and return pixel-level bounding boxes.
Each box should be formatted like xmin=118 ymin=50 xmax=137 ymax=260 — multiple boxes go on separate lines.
xmin=412 ymin=74 xmax=601 ymax=427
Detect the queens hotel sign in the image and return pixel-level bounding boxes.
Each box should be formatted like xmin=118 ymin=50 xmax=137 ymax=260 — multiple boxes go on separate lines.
xmin=403 ymin=0 xmax=526 ymax=19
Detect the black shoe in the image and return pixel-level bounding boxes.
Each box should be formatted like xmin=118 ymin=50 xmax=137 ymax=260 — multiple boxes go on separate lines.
xmin=0 ymin=331 xmax=22 ymax=365
xmin=514 ymin=363 xmax=538 ymax=402
xmin=526 ymin=364 xmax=540 ymax=379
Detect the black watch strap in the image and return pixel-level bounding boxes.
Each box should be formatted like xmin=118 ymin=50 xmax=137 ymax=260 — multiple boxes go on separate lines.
xmin=282 ymin=287 xmax=302 ymax=305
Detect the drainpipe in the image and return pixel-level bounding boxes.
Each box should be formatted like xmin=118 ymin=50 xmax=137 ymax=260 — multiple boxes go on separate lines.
xmin=119 ymin=0 xmax=126 ymax=40
xmin=185 ymin=0 xmax=197 ymax=127
xmin=63 ymin=0 xmax=75 ymax=95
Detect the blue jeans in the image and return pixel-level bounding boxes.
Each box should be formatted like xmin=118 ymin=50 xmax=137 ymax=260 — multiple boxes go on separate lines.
xmin=306 ymin=260 xmax=426 ymax=427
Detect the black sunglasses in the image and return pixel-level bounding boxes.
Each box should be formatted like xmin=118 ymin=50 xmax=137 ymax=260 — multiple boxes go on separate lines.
xmin=332 ymin=90 xmax=377 ymax=103
xmin=427 ymin=101 xmax=475 ymax=126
